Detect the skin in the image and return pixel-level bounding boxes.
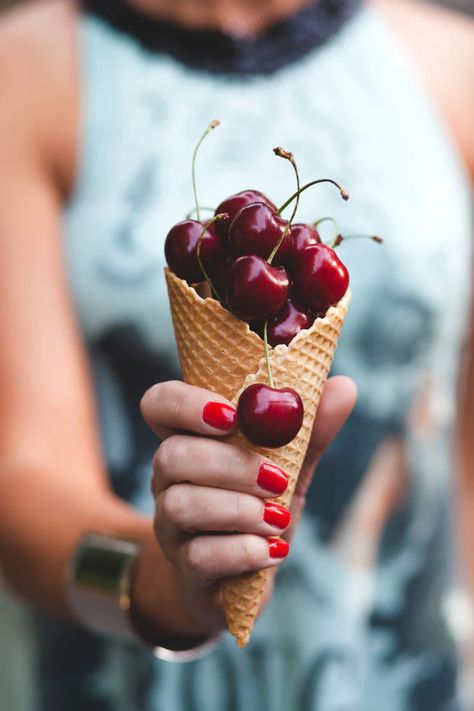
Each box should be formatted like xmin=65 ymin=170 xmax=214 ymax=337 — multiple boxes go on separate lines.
xmin=0 ymin=0 xmax=473 ymax=646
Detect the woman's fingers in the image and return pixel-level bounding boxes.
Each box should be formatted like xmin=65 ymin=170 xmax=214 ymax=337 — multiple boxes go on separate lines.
xmin=141 ymin=380 xmax=237 ymax=440
xmin=151 ymin=435 xmax=288 ymax=498
xmin=155 ymin=483 xmax=291 ymax=544
xmin=175 ymin=533 xmax=289 ymax=586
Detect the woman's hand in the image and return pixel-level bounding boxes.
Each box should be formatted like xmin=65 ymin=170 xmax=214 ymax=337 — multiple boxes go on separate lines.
xmin=137 ymin=376 xmax=356 ymax=642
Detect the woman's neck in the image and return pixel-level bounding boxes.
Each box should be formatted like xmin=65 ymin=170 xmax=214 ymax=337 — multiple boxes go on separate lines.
xmin=129 ymin=0 xmax=315 ymax=35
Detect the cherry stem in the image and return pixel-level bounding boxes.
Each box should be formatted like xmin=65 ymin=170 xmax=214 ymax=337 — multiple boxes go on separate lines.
xmin=267 ymin=147 xmax=300 ymax=265
xmin=185 ymin=206 xmax=215 ymax=220
xmin=196 ymin=213 xmax=228 ymax=302
xmin=192 ymin=120 xmax=220 ymax=222
xmin=263 ymin=320 xmax=275 ymax=389
xmin=277 ymin=179 xmax=349 ymax=216
xmin=314 ymin=216 xmax=340 ymax=244
xmin=331 ymin=233 xmax=383 ymax=248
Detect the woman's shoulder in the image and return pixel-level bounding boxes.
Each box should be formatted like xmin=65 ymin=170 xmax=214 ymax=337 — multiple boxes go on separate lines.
xmin=371 ymin=0 xmax=474 ymax=177
xmin=0 ymin=0 xmax=78 ymax=195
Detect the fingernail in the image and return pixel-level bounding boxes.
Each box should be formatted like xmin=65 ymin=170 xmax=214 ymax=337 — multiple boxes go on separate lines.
xmin=202 ymin=402 xmax=237 ymax=431
xmin=257 ymin=462 xmax=288 ymax=495
xmin=269 ymin=538 xmax=289 ymax=559
xmin=263 ymin=503 xmax=291 ymax=530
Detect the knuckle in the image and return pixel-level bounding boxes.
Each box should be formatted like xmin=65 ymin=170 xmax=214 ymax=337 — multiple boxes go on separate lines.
xmin=184 ymin=538 xmax=208 ymax=578
xmin=150 ymin=469 xmax=158 ymax=497
xmin=240 ymin=536 xmax=260 ymax=568
xmin=153 ymin=435 xmax=185 ymax=476
xmin=140 ymin=383 xmax=159 ymax=421
xmin=160 ymin=484 xmax=187 ymax=523
xmin=153 ymin=508 xmax=166 ymax=542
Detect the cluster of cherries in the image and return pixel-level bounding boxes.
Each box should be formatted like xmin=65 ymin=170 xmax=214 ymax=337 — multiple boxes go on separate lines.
xmin=165 ymin=123 xmax=379 ymax=449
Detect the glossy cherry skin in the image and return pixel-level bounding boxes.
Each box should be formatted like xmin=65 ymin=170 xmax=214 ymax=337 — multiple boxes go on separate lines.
xmin=287 ymin=223 xmax=321 ymax=269
xmin=228 ymin=203 xmax=292 ymax=266
xmin=165 ymin=219 xmax=225 ymax=283
xmin=267 ymin=300 xmax=313 ymax=347
xmin=215 ymin=190 xmax=276 ymax=243
xmin=237 ymin=383 xmax=304 ymax=448
xmin=227 ymin=255 xmax=289 ymax=322
xmin=294 ymin=244 xmax=349 ymax=313
xmin=212 ymin=255 xmax=234 ymax=303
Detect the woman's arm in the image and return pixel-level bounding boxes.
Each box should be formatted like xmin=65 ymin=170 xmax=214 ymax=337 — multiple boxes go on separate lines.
xmin=0 ymin=1 xmax=193 ymax=637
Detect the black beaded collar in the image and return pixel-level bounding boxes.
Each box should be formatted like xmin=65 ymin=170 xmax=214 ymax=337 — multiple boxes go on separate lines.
xmin=80 ymin=0 xmax=363 ymax=76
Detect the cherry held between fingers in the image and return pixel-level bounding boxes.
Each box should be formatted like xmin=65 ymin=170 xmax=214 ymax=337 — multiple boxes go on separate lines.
xmin=237 ymin=384 xmax=304 ymax=449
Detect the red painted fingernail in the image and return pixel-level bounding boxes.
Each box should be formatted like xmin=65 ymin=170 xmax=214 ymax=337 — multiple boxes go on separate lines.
xmin=202 ymin=402 xmax=237 ymax=430
xmin=257 ymin=462 xmax=288 ymax=495
xmin=263 ymin=503 xmax=291 ymax=530
xmin=269 ymin=538 xmax=289 ymax=559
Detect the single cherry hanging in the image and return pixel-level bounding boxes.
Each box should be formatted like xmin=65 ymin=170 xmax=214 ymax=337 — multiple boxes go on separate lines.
xmin=237 ymin=383 xmax=304 ymax=449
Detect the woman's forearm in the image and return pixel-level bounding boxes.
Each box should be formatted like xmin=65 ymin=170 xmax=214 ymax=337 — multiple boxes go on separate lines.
xmin=0 ymin=462 xmax=204 ymax=641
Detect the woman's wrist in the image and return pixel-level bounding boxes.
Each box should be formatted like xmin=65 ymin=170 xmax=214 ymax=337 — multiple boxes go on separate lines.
xmin=129 ymin=531 xmax=217 ymax=647
xmin=68 ymin=531 xmax=222 ymax=659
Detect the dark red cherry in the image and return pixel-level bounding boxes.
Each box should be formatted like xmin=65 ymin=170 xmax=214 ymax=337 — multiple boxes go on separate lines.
xmin=294 ymin=244 xmax=349 ymax=313
xmin=215 ymin=190 xmax=276 ymax=243
xmin=227 ymin=255 xmax=289 ymax=322
xmin=237 ymin=383 xmax=304 ymax=448
xmin=228 ymin=203 xmax=292 ymax=266
xmin=287 ymin=223 xmax=321 ymax=268
xmin=165 ymin=219 xmax=225 ymax=283
xmin=212 ymin=255 xmax=234 ymax=303
xmin=267 ymin=300 xmax=313 ymax=347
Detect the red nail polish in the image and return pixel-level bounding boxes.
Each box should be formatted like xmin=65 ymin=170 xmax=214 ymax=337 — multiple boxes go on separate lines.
xmin=202 ymin=402 xmax=237 ymax=430
xmin=257 ymin=462 xmax=288 ymax=495
xmin=263 ymin=503 xmax=291 ymax=530
xmin=269 ymin=538 xmax=289 ymax=559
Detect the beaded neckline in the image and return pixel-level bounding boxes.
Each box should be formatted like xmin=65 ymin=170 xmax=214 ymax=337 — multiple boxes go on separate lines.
xmin=80 ymin=0 xmax=363 ymax=76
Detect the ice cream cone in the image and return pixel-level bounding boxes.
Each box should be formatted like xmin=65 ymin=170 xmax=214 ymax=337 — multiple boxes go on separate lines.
xmin=165 ymin=267 xmax=350 ymax=647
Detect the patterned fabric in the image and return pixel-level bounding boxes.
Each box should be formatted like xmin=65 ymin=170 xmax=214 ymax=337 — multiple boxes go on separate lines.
xmin=28 ymin=3 xmax=474 ymax=709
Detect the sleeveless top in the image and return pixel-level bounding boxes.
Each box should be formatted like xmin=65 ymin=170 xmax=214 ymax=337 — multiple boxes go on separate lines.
xmin=26 ymin=1 xmax=474 ymax=710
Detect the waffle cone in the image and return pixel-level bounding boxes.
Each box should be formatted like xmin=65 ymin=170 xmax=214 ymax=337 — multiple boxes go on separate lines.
xmin=165 ymin=268 xmax=350 ymax=647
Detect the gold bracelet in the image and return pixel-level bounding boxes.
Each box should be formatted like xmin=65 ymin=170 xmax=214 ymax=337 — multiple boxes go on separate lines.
xmin=67 ymin=533 xmax=222 ymax=662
